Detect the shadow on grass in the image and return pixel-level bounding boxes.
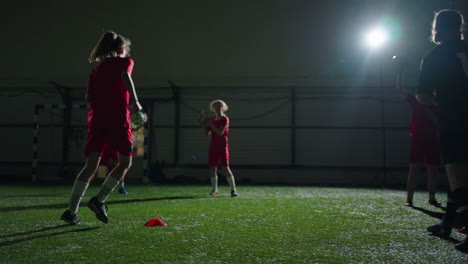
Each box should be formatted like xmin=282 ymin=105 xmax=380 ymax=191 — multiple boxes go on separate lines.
xmin=0 ymin=224 xmax=71 ymax=239
xmin=0 ymin=196 xmax=197 ymax=212
xmin=411 ymin=206 xmax=463 ymax=244
xmin=0 ymin=194 xmax=63 ymax=198
xmin=0 ymin=226 xmax=101 ymax=247
xmin=429 ymin=233 xmax=461 ymax=244
xmin=410 ymin=205 xmax=445 ymax=220
xmin=431 ymin=203 xmax=446 ymax=211
xmin=106 ymin=196 xmax=197 ymax=205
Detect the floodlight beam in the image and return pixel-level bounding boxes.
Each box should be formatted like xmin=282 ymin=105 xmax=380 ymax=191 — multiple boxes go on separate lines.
xmin=365 ymin=28 xmax=388 ymax=49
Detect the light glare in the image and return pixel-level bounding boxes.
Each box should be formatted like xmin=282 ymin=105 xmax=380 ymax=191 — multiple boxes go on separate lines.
xmin=365 ymin=28 xmax=388 ymax=49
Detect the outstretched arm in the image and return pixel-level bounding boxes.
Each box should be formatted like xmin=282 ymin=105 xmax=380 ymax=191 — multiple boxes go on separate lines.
xmin=415 ymin=93 xmax=433 ymax=106
xmin=395 ymin=63 xmax=411 ymax=99
xmin=121 ymin=71 xmax=142 ymax=112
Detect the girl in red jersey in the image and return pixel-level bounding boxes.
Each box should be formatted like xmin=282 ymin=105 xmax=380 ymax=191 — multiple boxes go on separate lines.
xmin=200 ymin=100 xmax=238 ymax=197
xmin=395 ymin=60 xmax=441 ymax=207
xmin=61 ymin=31 xmax=143 ymax=225
xmin=399 ymin=91 xmax=441 ymax=206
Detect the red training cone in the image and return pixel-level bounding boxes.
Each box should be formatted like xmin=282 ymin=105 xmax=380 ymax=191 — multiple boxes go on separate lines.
xmin=145 ymin=218 xmax=167 ymax=227
xmin=457 ymin=227 xmax=468 ymax=234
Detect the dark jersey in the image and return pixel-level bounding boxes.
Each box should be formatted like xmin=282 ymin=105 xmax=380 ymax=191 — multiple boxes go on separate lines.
xmin=418 ymin=40 xmax=468 ymax=163
xmin=418 ymin=40 xmax=468 ymax=119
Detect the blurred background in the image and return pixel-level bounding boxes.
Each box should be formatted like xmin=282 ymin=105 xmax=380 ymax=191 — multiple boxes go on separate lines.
xmin=1 ymin=0 xmax=467 ymax=186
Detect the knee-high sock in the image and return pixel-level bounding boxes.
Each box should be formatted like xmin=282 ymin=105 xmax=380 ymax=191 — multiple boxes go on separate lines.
xmin=440 ymin=189 xmax=468 ymax=228
xmin=210 ymin=176 xmax=218 ymax=192
xmin=226 ymin=176 xmax=237 ymax=192
xmin=68 ymin=180 xmax=89 ymax=214
xmin=96 ymin=176 xmax=120 ymax=202
xmin=442 ymin=197 xmax=458 ymax=228
xmin=451 ymin=188 xmax=468 ymax=226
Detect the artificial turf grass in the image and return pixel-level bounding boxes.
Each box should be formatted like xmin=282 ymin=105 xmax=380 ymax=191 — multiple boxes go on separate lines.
xmin=1 ymin=185 xmax=468 ymax=264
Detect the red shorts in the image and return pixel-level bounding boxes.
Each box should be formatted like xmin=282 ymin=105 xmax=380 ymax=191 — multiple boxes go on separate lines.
xmin=208 ymin=149 xmax=229 ymax=167
xmin=409 ymin=134 xmax=440 ymax=166
xmin=100 ymin=147 xmax=119 ymax=166
xmin=85 ymin=126 xmax=133 ymax=157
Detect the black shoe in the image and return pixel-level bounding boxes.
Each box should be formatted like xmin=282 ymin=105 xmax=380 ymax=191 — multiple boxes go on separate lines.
xmin=429 ymin=199 xmax=441 ymax=206
xmin=427 ymin=223 xmax=451 ymax=238
xmin=455 ymin=237 xmax=468 ymax=252
xmin=87 ymin=197 xmax=109 ymax=223
xmin=61 ymin=210 xmax=80 ymax=225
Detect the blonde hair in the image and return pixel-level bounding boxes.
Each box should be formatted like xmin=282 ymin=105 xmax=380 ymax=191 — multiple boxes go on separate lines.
xmin=88 ymin=31 xmax=131 ymax=63
xmin=209 ymin=99 xmax=229 ymax=112
xmin=431 ymin=9 xmax=465 ymax=45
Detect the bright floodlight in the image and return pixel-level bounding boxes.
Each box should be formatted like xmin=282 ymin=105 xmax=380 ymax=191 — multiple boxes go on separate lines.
xmin=365 ymin=28 xmax=388 ymax=49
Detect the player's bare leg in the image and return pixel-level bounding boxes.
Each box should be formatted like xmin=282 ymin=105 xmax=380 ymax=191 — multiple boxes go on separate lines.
xmin=426 ymin=165 xmax=439 ymax=205
xmin=96 ymin=154 xmax=132 ymax=202
xmin=88 ymin=154 xmax=132 ymax=223
xmin=209 ymin=167 xmax=219 ymax=195
xmin=222 ymin=166 xmax=238 ymax=197
xmin=61 ymin=152 xmax=101 ymax=225
xmin=445 ymin=162 xmax=468 ymax=192
xmin=76 ymin=152 xmax=101 ymax=183
xmin=405 ymin=164 xmax=422 ymax=206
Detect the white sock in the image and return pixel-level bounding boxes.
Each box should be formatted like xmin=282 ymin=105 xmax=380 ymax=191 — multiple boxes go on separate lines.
xmin=68 ymin=180 xmax=89 ymax=214
xmin=210 ymin=176 xmax=218 ymax=192
xmin=96 ymin=176 xmax=120 ymax=202
xmin=226 ymin=176 xmax=237 ymax=193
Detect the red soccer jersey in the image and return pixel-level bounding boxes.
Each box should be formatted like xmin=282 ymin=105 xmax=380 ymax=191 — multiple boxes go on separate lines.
xmin=406 ymin=95 xmax=438 ymax=137
xmin=87 ymin=57 xmax=134 ymax=128
xmin=208 ymin=116 xmax=229 ymax=152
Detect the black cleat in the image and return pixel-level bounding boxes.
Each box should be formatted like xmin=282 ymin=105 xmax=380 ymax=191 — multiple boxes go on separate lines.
xmin=87 ymin=197 xmax=109 ymax=223
xmin=455 ymin=237 xmax=468 ymax=252
xmin=427 ymin=223 xmax=451 ymax=238
xmin=61 ymin=210 xmax=80 ymax=225
xmin=429 ymin=199 xmax=441 ymax=206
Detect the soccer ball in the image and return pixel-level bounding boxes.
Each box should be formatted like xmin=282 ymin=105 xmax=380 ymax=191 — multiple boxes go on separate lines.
xmin=198 ymin=111 xmax=209 ymax=124
xmin=131 ymin=111 xmax=146 ymax=127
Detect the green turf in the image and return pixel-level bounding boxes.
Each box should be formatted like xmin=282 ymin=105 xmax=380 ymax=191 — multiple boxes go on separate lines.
xmin=1 ymin=184 xmax=467 ymax=263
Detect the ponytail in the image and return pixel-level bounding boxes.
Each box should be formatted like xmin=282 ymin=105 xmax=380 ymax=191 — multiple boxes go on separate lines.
xmin=88 ymin=31 xmax=130 ymax=62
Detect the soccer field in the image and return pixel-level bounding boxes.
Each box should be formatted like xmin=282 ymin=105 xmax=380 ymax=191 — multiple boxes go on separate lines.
xmin=1 ymin=185 xmax=467 ymax=264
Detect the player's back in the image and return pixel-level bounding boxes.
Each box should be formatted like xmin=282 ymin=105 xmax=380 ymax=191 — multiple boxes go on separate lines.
xmin=423 ymin=40 xmax=468 ymax=114
xmin=88 ymin=57 xmax=133 ymax=114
